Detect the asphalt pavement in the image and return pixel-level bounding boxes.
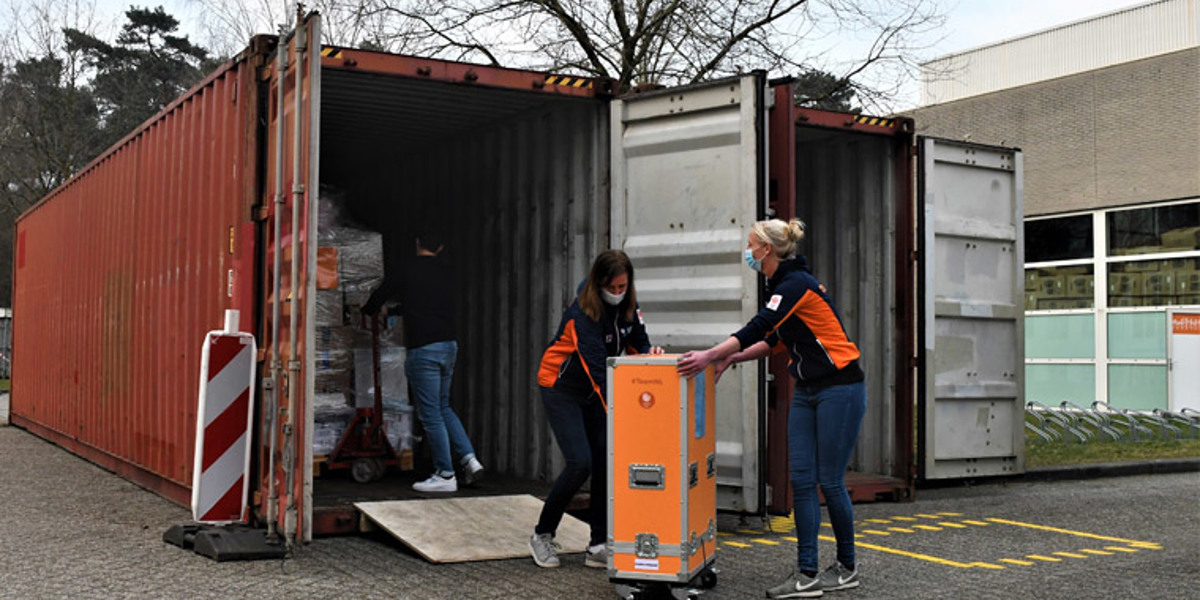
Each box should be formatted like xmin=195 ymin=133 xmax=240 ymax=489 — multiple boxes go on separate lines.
xmin=0 ymin=423 xmax=1197 ymax=600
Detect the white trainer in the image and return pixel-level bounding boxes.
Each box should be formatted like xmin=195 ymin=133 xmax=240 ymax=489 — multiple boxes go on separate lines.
xmin=413 ymin=473 xmax=457 ymax=493
xmin=462 ymin=456 xmax=485 ymax=486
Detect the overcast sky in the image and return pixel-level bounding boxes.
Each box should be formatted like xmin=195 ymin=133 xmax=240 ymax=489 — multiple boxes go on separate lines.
xmin=77 ymin=0 xmax=1154 ymax=107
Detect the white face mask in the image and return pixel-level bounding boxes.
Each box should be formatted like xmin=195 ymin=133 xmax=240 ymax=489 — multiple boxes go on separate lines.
xmin=601 ymin=289 xmax=626 ymax=306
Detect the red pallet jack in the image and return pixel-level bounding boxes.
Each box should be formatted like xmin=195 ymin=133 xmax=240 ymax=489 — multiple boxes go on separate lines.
xmin=327 ymin=313 xmax=397 ymax=483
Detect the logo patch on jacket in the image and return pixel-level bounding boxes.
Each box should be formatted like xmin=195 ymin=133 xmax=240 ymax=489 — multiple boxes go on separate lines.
xmin=767 ymin=294 xmax=783 ymax=311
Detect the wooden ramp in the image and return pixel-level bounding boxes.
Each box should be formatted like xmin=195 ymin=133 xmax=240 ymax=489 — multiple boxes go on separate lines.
xmin=355 ymin=494 xmax=591 ymax=563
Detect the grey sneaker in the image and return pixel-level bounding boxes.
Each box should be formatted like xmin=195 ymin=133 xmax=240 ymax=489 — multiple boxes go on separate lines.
xmin=461 ymin=456 xmax=485 ymax=486
xmin=529 ymin=533 xmax=561 ymax=568
xmin=818 ymin=563 xmax=859 ymax=591
xmin=766 ymin=569 xmax=823 ymax=598
xmin=584 ymin=544 xmax=608 ymax=568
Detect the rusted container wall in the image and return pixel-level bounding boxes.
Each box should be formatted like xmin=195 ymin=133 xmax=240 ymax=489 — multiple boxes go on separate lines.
xmin=11 ymin=51 xmax=263 ymax=504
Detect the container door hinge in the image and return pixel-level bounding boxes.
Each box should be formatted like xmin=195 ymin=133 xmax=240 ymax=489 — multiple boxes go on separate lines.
xmin=910 ymin=249 xmax=919 ymax=262
xmin=254 ymin=205 xmax=270 ymax=222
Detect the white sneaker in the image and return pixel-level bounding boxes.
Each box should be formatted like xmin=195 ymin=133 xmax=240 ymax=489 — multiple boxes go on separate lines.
xmin=461 ymin=456 xmax=485 ymax=486
xmin=413 ymin=473 xmax=457 ymax=492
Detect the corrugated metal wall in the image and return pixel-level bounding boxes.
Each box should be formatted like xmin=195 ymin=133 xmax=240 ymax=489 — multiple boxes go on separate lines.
xmin=794 ymin=130 xmax=898 ymax=477
xmin=922 ymin=0 xmax=1200 ymax=104
xmin=413 ymin=101 xmax=609 ymax=482
xmin=11 ymin=57 xmax=260 ymax=502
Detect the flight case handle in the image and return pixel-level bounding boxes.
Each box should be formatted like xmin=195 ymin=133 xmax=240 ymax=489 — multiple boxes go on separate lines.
xmin=628 ymin=464 xmax=665 ymax=489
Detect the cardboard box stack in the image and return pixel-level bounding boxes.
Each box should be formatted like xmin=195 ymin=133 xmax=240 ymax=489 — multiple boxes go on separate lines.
xmin=310 ymin=189 xmax=413 ymax=468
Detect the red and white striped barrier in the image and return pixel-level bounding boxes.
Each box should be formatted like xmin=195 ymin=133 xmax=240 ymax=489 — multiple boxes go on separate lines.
xmin=192 ymin=310 xmax=256 ymax=523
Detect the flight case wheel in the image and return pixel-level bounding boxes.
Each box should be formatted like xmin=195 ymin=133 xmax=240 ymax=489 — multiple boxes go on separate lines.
xmin=351 ymin=458 xmax=379 ymax=483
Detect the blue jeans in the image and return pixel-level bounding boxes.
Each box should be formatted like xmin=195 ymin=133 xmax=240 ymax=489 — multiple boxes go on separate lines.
xmin=535 ymin=387 xmax=607 ymax=546
xmin=789 ymin=380 xmax=867 ymax=572
xmin=406 ymin=341 xmax=475 ymax=476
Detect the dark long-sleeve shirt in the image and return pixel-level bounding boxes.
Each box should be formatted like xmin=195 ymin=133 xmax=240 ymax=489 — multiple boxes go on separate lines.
xmin=363 ymin=255 xmax=456 ymax=349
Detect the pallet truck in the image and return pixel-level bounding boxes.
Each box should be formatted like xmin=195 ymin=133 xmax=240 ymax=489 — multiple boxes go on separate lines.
xmin=327 ymin=313 xmax=397 ymax=483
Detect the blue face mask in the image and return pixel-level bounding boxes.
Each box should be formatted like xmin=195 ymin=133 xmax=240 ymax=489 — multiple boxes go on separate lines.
xmin=744 ymin=247 xmax=763 ymax=272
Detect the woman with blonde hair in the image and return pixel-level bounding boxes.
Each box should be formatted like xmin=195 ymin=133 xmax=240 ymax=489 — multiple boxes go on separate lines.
xmin=678 ymin=219 xmax=866 ymax=598
xmin=529 ymin=249 xmax=664 ymax=569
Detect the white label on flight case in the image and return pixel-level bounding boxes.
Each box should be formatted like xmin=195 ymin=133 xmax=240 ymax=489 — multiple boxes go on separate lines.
xmin=767 ymin=294 xmax=783 ymax=311
xmin=634 ymin=558 xmax=660 ymax=571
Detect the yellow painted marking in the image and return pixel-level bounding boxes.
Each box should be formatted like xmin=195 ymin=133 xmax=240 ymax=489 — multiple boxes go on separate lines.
xmin=736 ymin=530 xmax=763 ymax=535
xmin=753 ymin=538 xmax=780 ymax=546
xmin=1105 ymin=546 xmax=1139 ymax=553
xmin=782 ymin=536 xmax=798 ymax=542
xmin=915 ymin=514 xmax=941 ymax=519
xmin=830 ymin=535 xmax=1001 ymax=570
xmin=963 ymin=520 xmax=990 ymax=526
xmin=999 ymin=558 xmax=1036 ymax=566
xmin=716 ymin=532 xmax=734 ymax=537
xmin=821 ymin=523 xmax=833 ymax=529
xmin=862 ymin=530 xmax=891 ymax=536
xmin=723 ymin=541 xmax=751 ymax=548
xmin=888 ymin=527 xmax=915 ymax=534
xmin=937 ymin=512 xmax=964 ymax=517
xmin=866 ymin=519 xmax=892 ymax=524
xmin=939 ymin=522 xmax=967 ymax=529
xmin=913 ymin=525 xmax=943 ymax=531
xmin=1027 ymin=555 xmax=1062 ymax=562
xmin=1053 ymin=552 xmax=1087 ymax=559
xmin=1130 ymin=542 xmax=1162 ymax=549
xmin=1080 ymin=549 xmax=1114 ymax=556
xmin=986 ymin=518 xmax=1151 ymax=545
xmin=892 ymin=516 xmax=918 ymax=522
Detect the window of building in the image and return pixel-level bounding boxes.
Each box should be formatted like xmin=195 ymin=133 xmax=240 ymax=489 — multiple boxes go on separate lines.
xmin=1108 ymin=203 xmax=1200 ymax=256
xmin=1023 ymin=199 xmax=1200 ymax=411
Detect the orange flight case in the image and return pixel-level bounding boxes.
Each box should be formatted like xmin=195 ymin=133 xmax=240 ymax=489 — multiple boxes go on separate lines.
xmin=607 ymin=356 xmax=718 ymax=600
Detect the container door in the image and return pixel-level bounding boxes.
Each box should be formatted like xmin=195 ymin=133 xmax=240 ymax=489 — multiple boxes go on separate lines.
xmin=259 ymin=12 xmax=322 ymax=543
xmin=917 ymin=137 xmax=1025 ymax=480
xmin=610 ymin=73 xmax=767 ymax=512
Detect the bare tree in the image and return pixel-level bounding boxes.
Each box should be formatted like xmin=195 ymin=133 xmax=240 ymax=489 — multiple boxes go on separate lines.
xmin=362 ymin=0 xmax=946 ymax=110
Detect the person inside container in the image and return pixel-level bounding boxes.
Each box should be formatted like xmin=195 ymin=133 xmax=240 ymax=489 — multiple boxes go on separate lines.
xmin=362 ymin=229 xmax=483 ymax=493
xmin=529 ymin=249 xmax=664 ymax=569
xmin=677 ymin=219 xmax=866 ymax=598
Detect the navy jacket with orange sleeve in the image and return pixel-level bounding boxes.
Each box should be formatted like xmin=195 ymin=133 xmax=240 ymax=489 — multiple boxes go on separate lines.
xmin=733 ymin=257 xmax=864 ymax=387
xmin=538 ymin=282 xmax=651 ymax=404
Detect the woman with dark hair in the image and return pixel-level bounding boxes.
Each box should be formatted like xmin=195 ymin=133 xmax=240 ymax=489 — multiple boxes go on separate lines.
xmin=529 ymin=249 xmax=663 ymax=569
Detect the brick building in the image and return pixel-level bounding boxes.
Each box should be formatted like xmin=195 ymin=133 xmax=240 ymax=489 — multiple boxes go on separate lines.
xmin=908 ymin=0 xmax=1200 ymax=411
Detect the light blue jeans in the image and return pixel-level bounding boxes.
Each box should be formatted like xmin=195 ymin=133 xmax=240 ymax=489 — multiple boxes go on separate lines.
xmin=406 ymin=341 xmax=475 ymax=476
xmin=789 ymin=380 xmax=867 ymax=572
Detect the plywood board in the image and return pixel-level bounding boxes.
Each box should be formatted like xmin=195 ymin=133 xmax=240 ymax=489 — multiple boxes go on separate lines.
xmin=355 ymin=494 xmax=590 ymax=563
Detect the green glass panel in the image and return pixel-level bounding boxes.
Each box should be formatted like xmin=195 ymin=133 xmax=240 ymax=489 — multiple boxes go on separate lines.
xmin=1107 ymin=365 xmax=1168 ymax=411
xmin=1107 ymin=312 xmax=1167 ymax=359
xmin=1026 ymin=364 xmax=1095 ymax=405
xmin=1026 ymin=315 xmax=1094 ymax=359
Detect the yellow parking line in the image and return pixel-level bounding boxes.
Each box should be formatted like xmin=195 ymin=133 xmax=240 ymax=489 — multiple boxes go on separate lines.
xmin=893 ymin=516 xmax=918 ymax=522
xmin=999 ymin=558 xmax=1036 ymax=566
xmin=736 ymin=529 xmax=763 ymax=535
xmin=782 ymin=536 xmax=797 ymax=542
xmin=1053 ymin=552 xmax=1087 ymax=559
xmin=938 ymin=522 xmax=967 ymax=529
xmin=913 ymin=525 xmax=943 ymax=531
xmin=985 ymin=518 xmax=1149 ymax=545
xmin=716 ymin=532 xmax=734 ymax=537
xmin=753 ymin=539 xmax=779 ymax=546
xmin=1080 ymin=549 xmax=1114 ymax=556
xmin=1027 ymin=555 xmax=1062 ymax=562
xmin=963 ymin=520 xmax=990 ymax=526
xmin=1105 ymin=546 xmax=1139 ymax=553
xmin=844 ymin=536 xmax=1002 ymax=570
xmin=888 ymin=527 xmax=915 ymax=533
xmin=915 ymin=514 xmax=941 ymax=519
xmin=1130 ymin=542 xmax=1162 ymax=550
xmin=862 ymin=530 xmax=890 ymax=536
xmin=821 ymin=522 xmax=833 ymax=529
xmin=724 ymin=541 xmax=751 ymax=548
xmin=937 ymin=512 xmax=964 ymax=517
xmin=866 ymin=519 xmax=892 ymax=524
